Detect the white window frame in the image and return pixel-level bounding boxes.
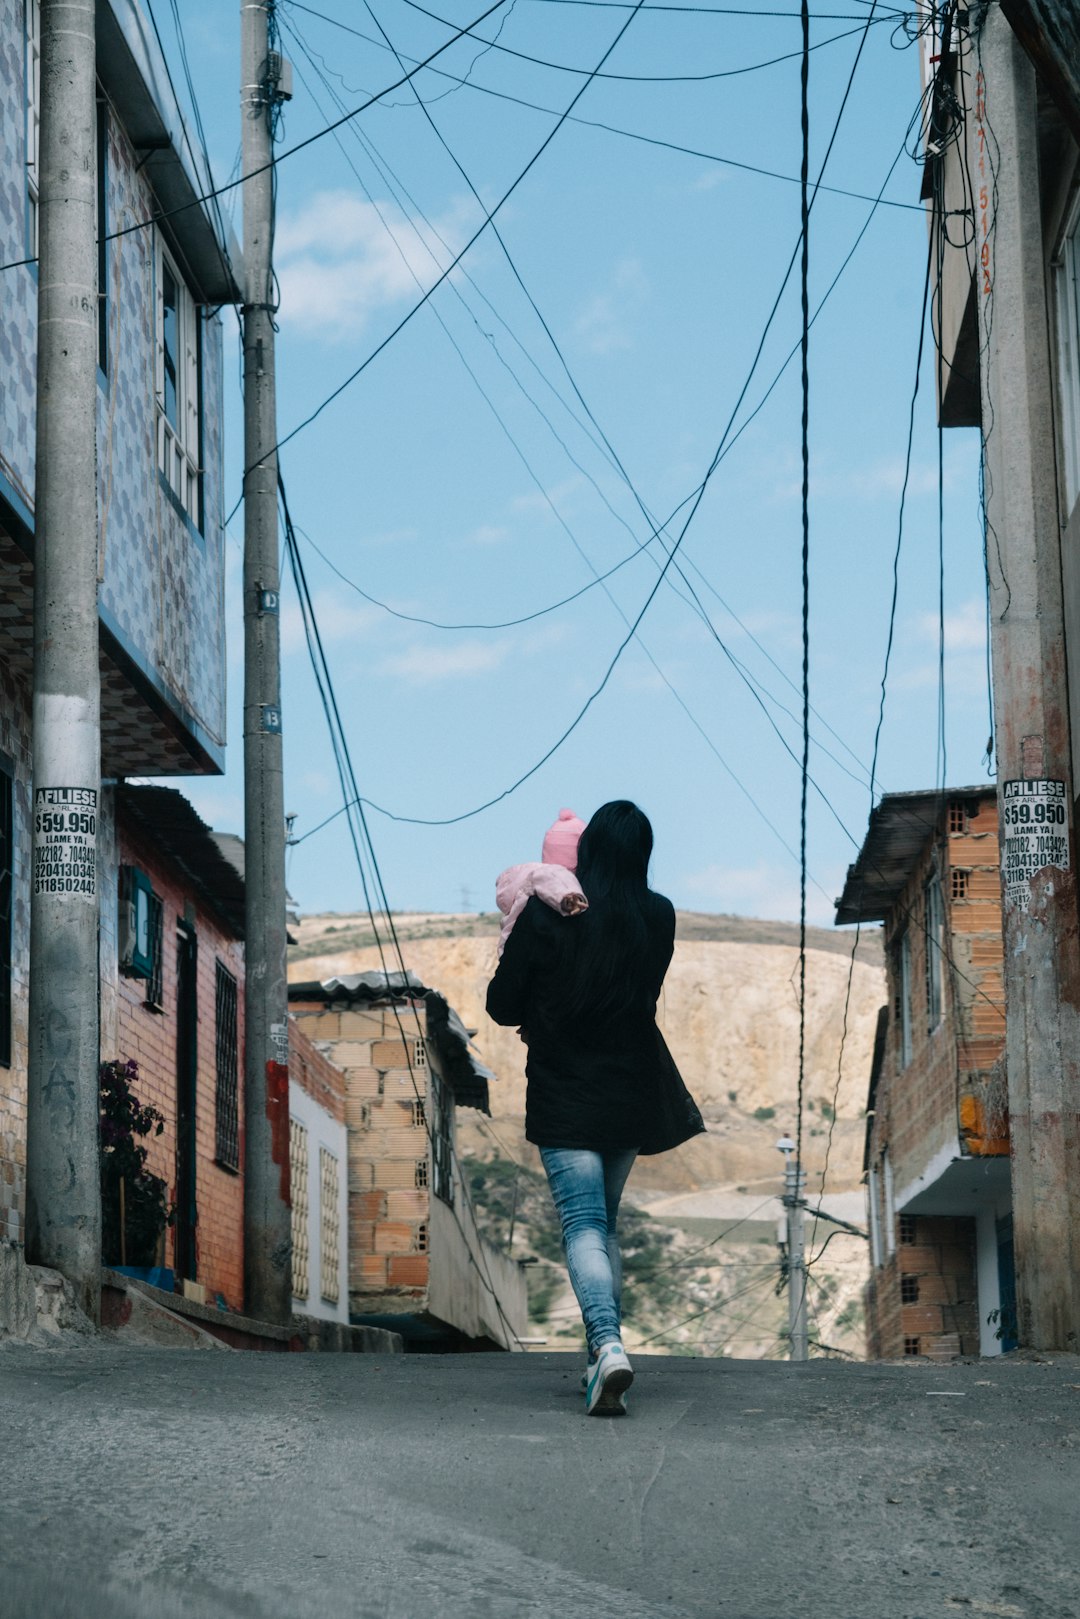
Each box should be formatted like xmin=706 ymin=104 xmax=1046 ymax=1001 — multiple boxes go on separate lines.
xmin=1055 ymin=193 xmax=1080 ymax=521
xmin=154 ymin=233 xmax=202 ymax=529
xmin=867 ymin=1164 xmax=883 ymax=1270
xmin=25 ymin=0 xmax=41 ymax=257
xmin=883 ymin=1151 xmax=896 ymax=1259
xmin=925 ymin=873 xmax=944 ymax=1033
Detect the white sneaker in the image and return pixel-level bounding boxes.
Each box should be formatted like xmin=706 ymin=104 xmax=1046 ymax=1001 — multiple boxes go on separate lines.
xmin=585 ymin=1341 xmax=633 ymax=1416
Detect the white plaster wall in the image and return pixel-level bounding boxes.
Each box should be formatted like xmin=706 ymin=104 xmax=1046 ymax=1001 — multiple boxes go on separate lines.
xmin=289 ymin=1081 xmax=349 ymax=1324
xmin=976 ymin=1206 xmax=1003 ymax=1357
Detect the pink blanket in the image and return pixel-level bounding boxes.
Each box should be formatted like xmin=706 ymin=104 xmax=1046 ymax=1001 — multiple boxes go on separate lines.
xmin=495 ymin=862 xmax=588 ymax=956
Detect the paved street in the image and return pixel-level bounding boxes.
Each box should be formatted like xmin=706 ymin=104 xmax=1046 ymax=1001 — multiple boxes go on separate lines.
xmin=1 ymin=1347 xmax=1079 ymax=1619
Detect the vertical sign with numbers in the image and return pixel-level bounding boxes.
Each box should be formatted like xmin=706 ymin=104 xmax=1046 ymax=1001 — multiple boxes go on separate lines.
xmin=1001 ymin=779 xmax=1069 ymax=912
xmin=32 ymin=787 xmax=97 ymax=897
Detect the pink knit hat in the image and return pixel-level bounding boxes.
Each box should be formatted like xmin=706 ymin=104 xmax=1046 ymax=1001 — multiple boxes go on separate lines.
xmin=542 ymin=807 xmax=586 ymax=870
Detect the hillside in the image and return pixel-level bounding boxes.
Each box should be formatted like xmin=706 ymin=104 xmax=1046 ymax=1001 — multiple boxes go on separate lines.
xmin=290 ymin=910 xmax=884 ymax=1357
xmin=290 ymin=910 xmax=885 ymax=1198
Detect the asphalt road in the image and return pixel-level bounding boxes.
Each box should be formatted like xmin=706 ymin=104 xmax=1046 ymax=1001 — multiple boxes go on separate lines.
xmin=1 ymin=1345 xmax=1078 ymax=1619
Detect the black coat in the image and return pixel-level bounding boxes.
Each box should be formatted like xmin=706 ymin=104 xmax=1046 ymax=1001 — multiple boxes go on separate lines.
xmin=485 ymin=893 xmax=706 ymax=1156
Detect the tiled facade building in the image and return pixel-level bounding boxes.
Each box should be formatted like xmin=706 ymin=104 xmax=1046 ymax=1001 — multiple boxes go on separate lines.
xmin=837 ymin=788 xmax=1014 ymax=1360
xmin=0 ymin=2 xmax=240 ymax=1253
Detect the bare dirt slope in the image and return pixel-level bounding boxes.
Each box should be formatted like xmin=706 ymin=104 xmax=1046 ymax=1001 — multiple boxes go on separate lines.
xmin=290 ymin=912 xmax=885 ymax=1200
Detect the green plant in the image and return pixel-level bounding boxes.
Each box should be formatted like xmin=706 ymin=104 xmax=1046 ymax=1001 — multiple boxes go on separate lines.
xmin=99 ymin=1059 xmax=173 ymax=1268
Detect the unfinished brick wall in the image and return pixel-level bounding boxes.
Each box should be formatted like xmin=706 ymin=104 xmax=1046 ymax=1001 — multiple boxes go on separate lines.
xmin=865 ymin=791 xmax=1005 ymax=1359
xmin=109 ymin=815 xmax=246 ymax=1310
xmin=289 ymin=1000 xmax=432 ymax=1306
xmin=289 ymin=1020 xmax=345 ymax=1124
xmin=869 ymin=1214 xmax=980 ymax=1359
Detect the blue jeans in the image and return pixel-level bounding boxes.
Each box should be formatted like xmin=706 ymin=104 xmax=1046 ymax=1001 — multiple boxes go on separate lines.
xmin=539 ymin=1147 xmax=638 ymax=1356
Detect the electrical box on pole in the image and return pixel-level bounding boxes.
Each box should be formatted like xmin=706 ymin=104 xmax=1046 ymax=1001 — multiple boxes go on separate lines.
xmin=241 ymin=0 xmax=292 ymax=1324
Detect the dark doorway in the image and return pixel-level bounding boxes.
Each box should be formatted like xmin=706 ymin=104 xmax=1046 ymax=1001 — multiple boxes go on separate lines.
xmin=997 ymin=1213 xmax=1018 ymax=1352
xmin=174 ymin=921 xmax=198 ymax=1281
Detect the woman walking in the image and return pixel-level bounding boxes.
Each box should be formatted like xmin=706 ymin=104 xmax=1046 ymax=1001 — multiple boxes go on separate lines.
xmin=486 ymin=800 xmax=704 ymax=1415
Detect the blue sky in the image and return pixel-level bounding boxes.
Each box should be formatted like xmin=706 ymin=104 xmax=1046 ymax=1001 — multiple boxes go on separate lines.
xmin=157 ymin=0 xmax=989 ymax=925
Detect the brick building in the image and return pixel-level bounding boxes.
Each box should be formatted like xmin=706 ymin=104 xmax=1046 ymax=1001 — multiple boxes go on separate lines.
xmin=101 ymin=786 xmax=246 ymax=1309
xmin=837 ymin=788 xmax=1014 ymax=1359
xmin=290 ymin=973 xmax=527 ymax=1351
xmin=0 ymin=0 xmax=239 ymax=1246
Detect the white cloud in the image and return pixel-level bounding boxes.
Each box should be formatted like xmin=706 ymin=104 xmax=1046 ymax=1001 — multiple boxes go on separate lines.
xmin=467 ymin=524 xmax=510 ymax=546
xmin=895 ymin=596 xmax=989 ymax=696
xmin=683 ymin=860 xmax=838 ymax=927
xmin=511 ymin=476 xmax=583 ymax=515
xmin=379 ymin=639 xmax=510 ymax=684
xmin=281 ymin=591 xmax=381 ymax=655
xmin=574 ymin=259 xmax=649 ymax=355
xmin=275 ymin=190 xmax=470 ymax=336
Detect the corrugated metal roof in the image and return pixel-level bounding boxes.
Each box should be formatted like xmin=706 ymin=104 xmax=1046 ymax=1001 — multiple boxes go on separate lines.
xmin=116 ymin=785 xmax=246 ymax=938
xmin=834 ymin=785 xmax=996 ymax=926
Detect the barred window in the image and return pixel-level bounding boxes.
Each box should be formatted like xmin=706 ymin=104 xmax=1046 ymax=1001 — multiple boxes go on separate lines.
xmin=319 ymin=1148 xmax=341 ymax=1304
xmin=144 ymin=893 xmax=164 ymax=1011
xmin=416 ymin=1222 xmax=429 ymax=1253
xmin=899 ymin=1214 xmax=917 ymax=1244
xmin=412 ymin=1099 xmax=426 ymax=1130
xmin=290 ymin=1119 xmax=309 ymax=1301
xmin=413 ymin=1037 xmax=427 ymax=1069
xmin=900 ymin=1275 xmax=920 ymax=1304
xmin=950 ymin=868 xmax=970 ymax=901
xmin=903 ymin=1336 xmax=921 ymax=1357
xmin=0 ymin=758 xmax=12 ymax=1069
xmin=154 ymin=233 xmax=203 ymax=530
xmin=414 ymin=1158 xmax=429 ymax=1189
xmin=214 ymin=962 xmax=239 ymax=1170
xmin=948 ymin=801 xmax=967 ymax=835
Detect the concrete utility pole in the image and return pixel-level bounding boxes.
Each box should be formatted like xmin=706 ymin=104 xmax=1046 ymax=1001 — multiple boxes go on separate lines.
xmin=24 ymin=0 xmax=102 ymax=1324
xmin=973 ymin=5 xmax=1080 ymax=1350
xmin=241 ymin=0 xmax=291 ymax=1324
xmin=778 ymin=1137 xmax=808 ymax=1361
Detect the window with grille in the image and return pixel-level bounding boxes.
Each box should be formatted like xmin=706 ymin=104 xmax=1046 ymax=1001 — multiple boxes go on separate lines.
xmin=947 ymin=801 xmax=967 ymax=835
xmin=25 ymin=0 xmax=40 ymax=257
xmin=950 ymin=868 xmax=970 ymax=901
xmin=899 ymin=1214 xmax=917 ymax=1244
xmin=431 ymin=1070 xmax=454 ymax=1206
xmin=412 ymin=1099 xmax=426 ymax=1130
xmin=903 ymin=1336 xmax=921 ymax=1357
xmin=319 ymin=1148 xmax=341 ymax=1304
xmin=214 ymin=963 xmax=239 ymax=1170
xmin=290 ymin=1119 xmax=309 ymax=1301
xmin=0 ymin=757 xmax=12 ymax=1070
xmin=416 ymin=1222 xmax=429 ymax=1253
xmin=413 ymin=1037 xmax=427 ymax=1069
xmin=144 ymin=893 xmax=164 ymax=1011
xmin=901 ymin=1275 xmax=920 ymax=1304
xmin=414 ymin=1158 xmax=429 ymax=1189
xmin=155 ymin=233 xmax=203 ymax=530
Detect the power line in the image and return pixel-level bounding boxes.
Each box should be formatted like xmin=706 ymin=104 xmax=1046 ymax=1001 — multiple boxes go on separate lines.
xmin=287 ymin=0 xmax=925 ymax=211
xmin=0 ymin=0 xmax=515 ymax=275
xmin=399 ymin=0 xmax=893 ymax=80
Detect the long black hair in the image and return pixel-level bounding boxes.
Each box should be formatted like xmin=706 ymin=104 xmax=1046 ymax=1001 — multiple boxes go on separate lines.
xmin=559 ymin=800 xmax=657 ymax=1023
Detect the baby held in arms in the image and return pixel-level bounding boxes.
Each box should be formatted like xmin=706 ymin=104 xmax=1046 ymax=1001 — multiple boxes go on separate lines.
xmin=495 ymin=808 xmax=588 ymax=957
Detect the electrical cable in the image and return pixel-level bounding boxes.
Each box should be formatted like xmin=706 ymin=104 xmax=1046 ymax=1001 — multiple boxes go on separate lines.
xmin=398 ymin=0 xmax=892 ymax=81
xmin=0 ymin=0 xmax=515 ymax=276
xmin=282 ymin=480 xmax=528 ymax=1350
xmin=285 ymin=0 xmax=925 ymax=213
